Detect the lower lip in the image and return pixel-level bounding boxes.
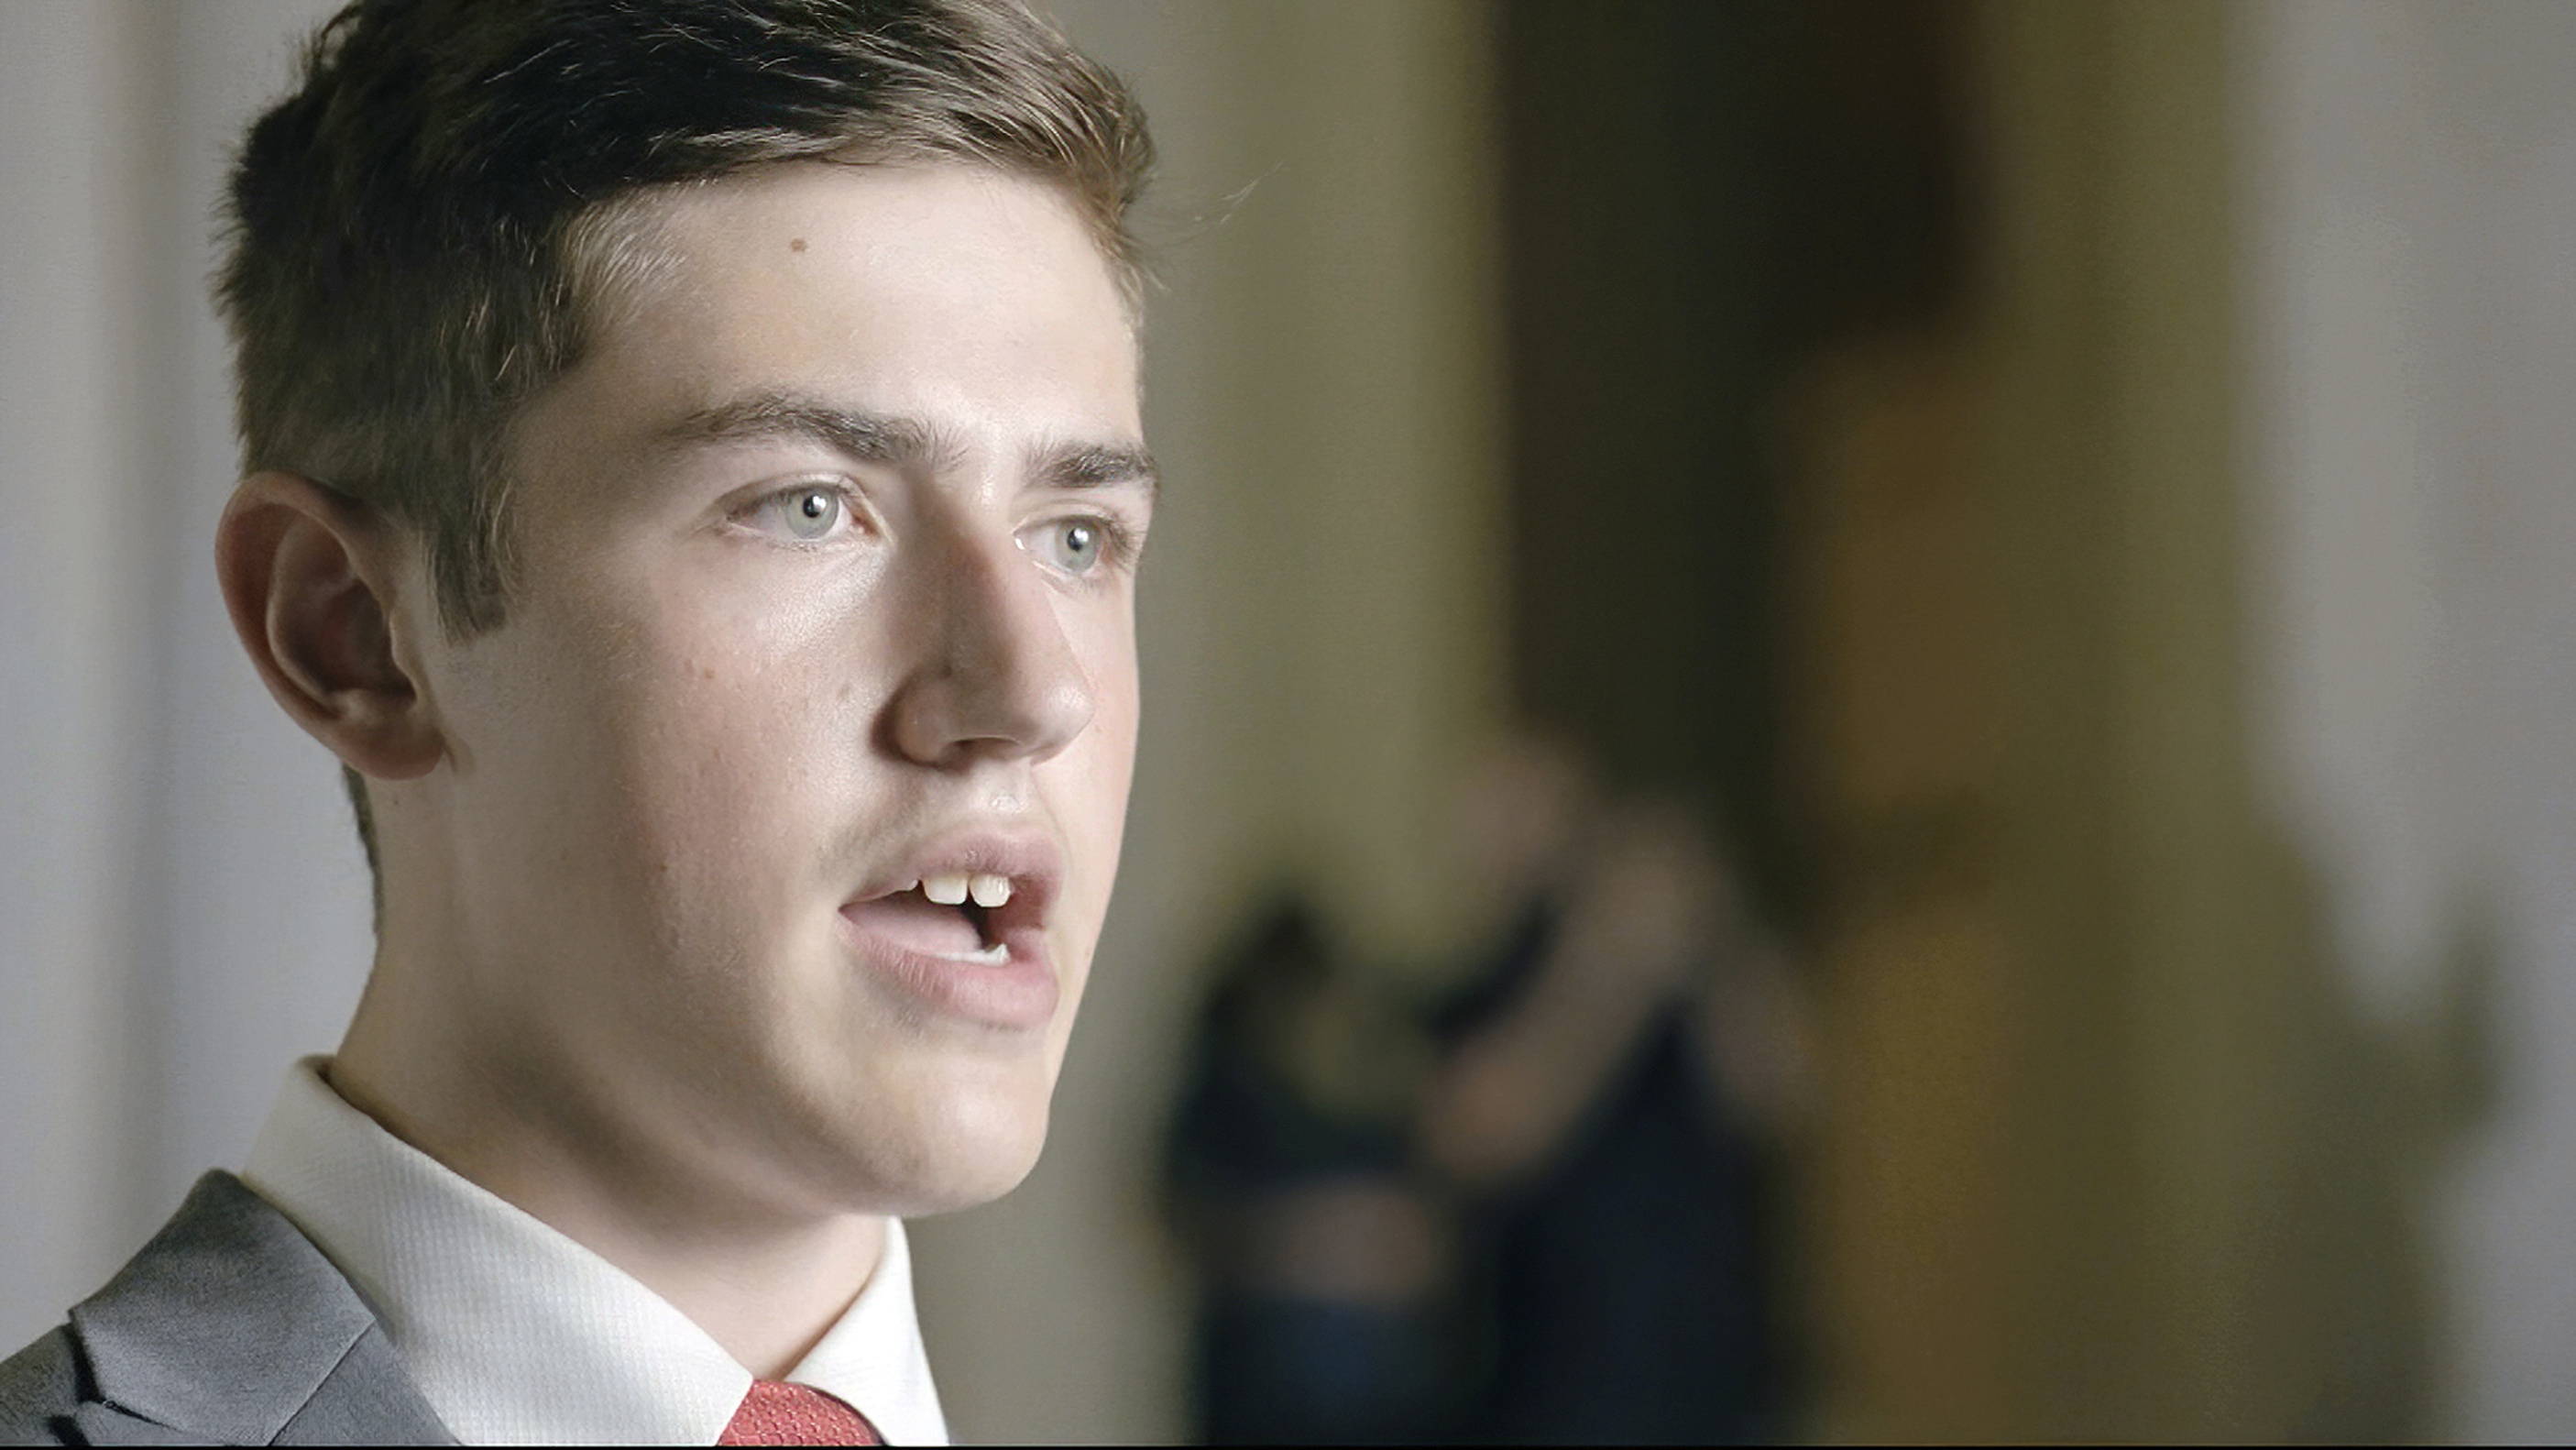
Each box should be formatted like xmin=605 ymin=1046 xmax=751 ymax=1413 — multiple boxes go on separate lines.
xmin=836 ymin=910 xmax=1060 ymax=1029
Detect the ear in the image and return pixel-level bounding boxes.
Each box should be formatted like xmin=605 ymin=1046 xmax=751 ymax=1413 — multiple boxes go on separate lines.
xmin=214 ymin=471 xmax=444 ymax=781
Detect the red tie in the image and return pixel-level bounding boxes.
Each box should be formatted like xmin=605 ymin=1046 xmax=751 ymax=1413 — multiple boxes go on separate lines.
xmin=718 ymin=1380 xmax=884 ymax=1445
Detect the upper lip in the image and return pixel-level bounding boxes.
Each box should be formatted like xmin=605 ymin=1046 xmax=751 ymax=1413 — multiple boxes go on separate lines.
xmin=846 ymin=828 xmax=1065 ymax=936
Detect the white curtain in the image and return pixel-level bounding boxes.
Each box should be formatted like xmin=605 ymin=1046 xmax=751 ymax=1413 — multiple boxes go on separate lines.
xmin=0 ymin=0 xmax=361 ymax=1350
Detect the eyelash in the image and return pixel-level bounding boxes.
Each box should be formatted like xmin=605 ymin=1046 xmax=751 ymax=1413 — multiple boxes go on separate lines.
xmin=1040 ymin=511 xmax=1145 ymax=577
xmin=732 ymin=479 xmax=866 ymax=545
xmin=733 ymin=482 xmax=1145 ymax=576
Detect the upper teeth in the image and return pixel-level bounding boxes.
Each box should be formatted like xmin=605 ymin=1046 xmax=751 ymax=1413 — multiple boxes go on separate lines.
xmin=920 ymin=873 xmax=1013 ymax=908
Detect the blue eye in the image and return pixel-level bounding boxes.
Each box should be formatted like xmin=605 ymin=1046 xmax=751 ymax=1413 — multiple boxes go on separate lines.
xmin=751 ymin=485 xmax=846 ymax=543
xmin=1040 ymin=518 xmax=1104 ymax=575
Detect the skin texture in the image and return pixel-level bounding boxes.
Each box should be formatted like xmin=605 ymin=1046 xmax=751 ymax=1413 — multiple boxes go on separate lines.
xmin=215 ymin=162 xmax=1151 ymax=1375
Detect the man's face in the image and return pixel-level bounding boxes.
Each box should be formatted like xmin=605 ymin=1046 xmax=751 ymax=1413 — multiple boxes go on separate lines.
xmin=408 ymin=163 xmax=1148 ymax=1215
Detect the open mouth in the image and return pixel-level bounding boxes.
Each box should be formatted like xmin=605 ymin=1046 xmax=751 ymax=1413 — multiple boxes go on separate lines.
xmin=843 ymin=873 xmax=1017 ymax=965
xmin=837 ymin=851 xmax=1061 ymax=1028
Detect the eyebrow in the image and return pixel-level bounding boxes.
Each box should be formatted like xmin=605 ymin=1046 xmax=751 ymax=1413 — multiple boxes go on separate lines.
xmin=658 ymin=392 xmax=1158 ymax=497
xmin=1041 ymin=441 xmax=1161 ymax=496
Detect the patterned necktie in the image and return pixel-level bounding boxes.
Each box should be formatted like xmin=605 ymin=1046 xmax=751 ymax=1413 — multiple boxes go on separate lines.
xmin=718 ymin=1380 xmax=884 ymax=1446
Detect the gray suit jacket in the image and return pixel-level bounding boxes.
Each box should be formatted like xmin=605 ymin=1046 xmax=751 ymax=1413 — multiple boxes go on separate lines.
xmin=0 ymin=1172 xmax=454 ymax=1445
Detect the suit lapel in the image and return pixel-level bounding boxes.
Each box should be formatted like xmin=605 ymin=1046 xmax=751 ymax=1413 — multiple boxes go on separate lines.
xmin=68 ymin=1172 xmax=453 ymax=1446
xmin=66 ymin=1401 xmax=218 ymax=1446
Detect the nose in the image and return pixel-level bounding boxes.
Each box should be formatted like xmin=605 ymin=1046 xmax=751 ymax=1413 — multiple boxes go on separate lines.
xmin=883 ymin=517 xmax=1096 ymax=770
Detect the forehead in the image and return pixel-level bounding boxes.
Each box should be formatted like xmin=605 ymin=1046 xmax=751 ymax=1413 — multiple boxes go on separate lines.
xmin=551 ymin=161 xmax=1142 ymax=459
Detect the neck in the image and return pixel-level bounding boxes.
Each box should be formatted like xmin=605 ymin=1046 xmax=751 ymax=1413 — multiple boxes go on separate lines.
xmin=331 ymin=994 xmax=884 ymax=1379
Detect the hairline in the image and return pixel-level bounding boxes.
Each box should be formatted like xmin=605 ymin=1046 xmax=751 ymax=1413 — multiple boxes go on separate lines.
xmin=566 ymin=149 xmax=1149 ymax=341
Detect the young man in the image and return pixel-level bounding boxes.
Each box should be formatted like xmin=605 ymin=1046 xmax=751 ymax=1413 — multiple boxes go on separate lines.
xmin=0 ymin=1 xmax=1156 ymax=1443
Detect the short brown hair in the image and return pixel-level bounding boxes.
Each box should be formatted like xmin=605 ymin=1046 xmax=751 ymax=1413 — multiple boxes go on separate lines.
xmin=222 ymin=0 xmax=1152 ymax=636
xmin=219 ymin=0 xmax=1153 ymax=887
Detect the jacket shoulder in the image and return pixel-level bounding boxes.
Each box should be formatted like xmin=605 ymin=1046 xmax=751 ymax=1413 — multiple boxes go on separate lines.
xmin=4 ymin=1172 xmax=451 ymax=1446
xmin=0 ymin=1324 xmax=81 ymax=1445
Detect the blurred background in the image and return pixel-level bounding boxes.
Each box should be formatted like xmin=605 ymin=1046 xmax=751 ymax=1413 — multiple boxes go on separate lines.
xmin=5 ymin=0 xmax=2574 ymax=1440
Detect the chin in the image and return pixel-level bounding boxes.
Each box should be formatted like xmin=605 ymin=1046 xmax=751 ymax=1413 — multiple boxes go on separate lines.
xmin=894 ymin=1140 xmax=1046 ymax=1217
xmin=825 ymin=1069 xmax=1056 ymax=1217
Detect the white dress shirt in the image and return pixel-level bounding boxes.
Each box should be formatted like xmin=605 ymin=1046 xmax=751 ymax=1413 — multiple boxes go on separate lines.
xmin=238 ymin=1058 xmax=949 ymax=1446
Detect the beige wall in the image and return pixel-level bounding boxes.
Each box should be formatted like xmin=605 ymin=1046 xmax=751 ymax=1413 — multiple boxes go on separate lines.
xmin=2242 ymin=2 xmax=2576 ymax=1438
xmin=1795 ymin=2 xmax=2454 ymax=1436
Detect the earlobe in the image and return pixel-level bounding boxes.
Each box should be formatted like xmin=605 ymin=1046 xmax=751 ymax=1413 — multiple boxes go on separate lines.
xmin=214 ymin=471 xmax=444 ymax=781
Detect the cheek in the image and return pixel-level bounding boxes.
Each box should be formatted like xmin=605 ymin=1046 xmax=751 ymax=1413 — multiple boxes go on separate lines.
xmin=1068 ymin=604 xmax=1141 ymax=796
xmin=1051 ymin=619 xmax=1143 ymax=948
xmin=576 ymin=590 xmax=877 ymax=906
xmin=647 ymin=656 xmax=854 ymax=823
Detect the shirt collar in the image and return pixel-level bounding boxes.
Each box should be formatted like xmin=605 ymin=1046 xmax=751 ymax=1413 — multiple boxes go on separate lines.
xmin=240 ymin=1057 xmax=949 ymax=1445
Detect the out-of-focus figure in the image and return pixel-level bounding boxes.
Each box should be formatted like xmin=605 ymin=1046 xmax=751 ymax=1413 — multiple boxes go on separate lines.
xmin=1420 ymin=735 xmax=1813 ymax=1444
xmin=1164 ymin=737 xmax=1812 ymax=1445
xmin=1164 ymin=893 xmax=1452 ymax=1444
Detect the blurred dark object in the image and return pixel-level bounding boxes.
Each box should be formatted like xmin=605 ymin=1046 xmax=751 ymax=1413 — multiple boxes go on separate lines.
xmin=1497 ymin=0 xmax=1969 ymax=932
xmin=1165 ymin=893 xmax=1451 ymax=1444
xmin=1488 ymin=2 xmax=1964 ymax=1431
xmin=1420 ymin=741 xmax=1811 ymax=1444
